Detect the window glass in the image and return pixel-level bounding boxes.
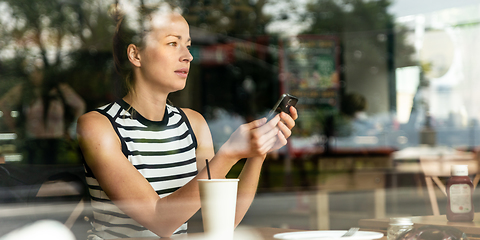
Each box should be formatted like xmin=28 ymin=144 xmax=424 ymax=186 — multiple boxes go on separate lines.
xmin=0 ymin=0 xmax=479 ymax=238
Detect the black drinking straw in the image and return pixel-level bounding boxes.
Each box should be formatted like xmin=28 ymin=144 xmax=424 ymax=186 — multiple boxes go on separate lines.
xmin=205 ymin=159 xmax=211 ymax=180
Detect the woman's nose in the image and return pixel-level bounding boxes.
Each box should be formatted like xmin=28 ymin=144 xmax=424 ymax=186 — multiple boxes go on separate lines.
xmin=182 ymin=47 xmax=193 ymax=62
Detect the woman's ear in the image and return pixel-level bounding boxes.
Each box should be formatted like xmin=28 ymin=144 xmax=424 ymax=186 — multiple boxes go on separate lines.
xmin=127 ymin=44 xmax=141 ymax=67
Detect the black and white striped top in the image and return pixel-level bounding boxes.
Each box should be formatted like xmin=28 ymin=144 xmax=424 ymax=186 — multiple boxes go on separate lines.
xmin=84 ymin=99 xmax=198 ymax=239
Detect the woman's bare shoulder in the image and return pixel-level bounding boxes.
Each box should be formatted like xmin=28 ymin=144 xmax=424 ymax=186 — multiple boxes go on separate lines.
xmin=78 ymin=111 xmax=109 ymax=129
xmin=181 ymin=108 xmax=205 ymax=124
xmin=77 ymin=111 xmax=123 ymax=168
xmin=181 ymin=108 xmax=213 ymax=152
xmin=181 ymin=108 xmax=211 ymax=134
xmin=77 ymin=111 xmax=117 ymax=143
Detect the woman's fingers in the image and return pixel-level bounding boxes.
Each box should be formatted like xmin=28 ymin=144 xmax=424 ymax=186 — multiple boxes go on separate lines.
xmin=243 ymin=117 xmax=267 ymax=131
xmin=261 ymin=114 xmax=281 ymax=130
xmin=264 ymin=107 xmax=297 ymax=152
xmin=258 ymin=134 xmax=278 ymax=154
xmin=250 ymin=121 xmax=279 ymax=151
xmin=275 ymin=130 xmax=288 ymax=147
xmin=250 ymin=114 xmax=280 ymax=138
xmin=279 ymin=111 xmax=296 ymax=130
xmin=288 ymin=106 xmax=298 ymax=120
xmin=255 ymin=125 xmax=279 ymax=145
xmin=222 ymin=109 xmax=297 ymax=159
xmin=277 ymin=120 xmax=292 ymax=139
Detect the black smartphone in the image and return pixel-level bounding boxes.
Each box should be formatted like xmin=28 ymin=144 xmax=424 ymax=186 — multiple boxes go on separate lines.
xmin=267 ymin=93 xmax=298 ymax=120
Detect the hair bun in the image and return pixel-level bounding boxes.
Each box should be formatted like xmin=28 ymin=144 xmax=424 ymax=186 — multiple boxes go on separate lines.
xmin=108 ymin=3 xmax=124 ymax=23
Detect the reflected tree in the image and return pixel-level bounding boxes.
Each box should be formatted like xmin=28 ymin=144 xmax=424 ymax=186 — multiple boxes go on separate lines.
xmin=0 ymin=0 xmax=116 ymax=164
xmin=181 ymin=0 xmax=273 ymax=38
xmin=0 ymin=0 xmax=115 ymax=108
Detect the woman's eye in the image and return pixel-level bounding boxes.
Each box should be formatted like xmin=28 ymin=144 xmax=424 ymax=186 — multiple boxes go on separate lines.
xmin=168 ymin=42 xmax=177 ymax=46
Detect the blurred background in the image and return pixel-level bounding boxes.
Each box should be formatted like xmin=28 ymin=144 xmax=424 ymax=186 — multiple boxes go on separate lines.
xmin=1 ymin=0 xmax=480 ymax=239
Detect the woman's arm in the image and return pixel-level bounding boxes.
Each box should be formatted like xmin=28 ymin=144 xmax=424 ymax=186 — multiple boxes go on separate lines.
xmin=78 ymin=109 xmax=284 ymax=237
xmin=233 ymin=107 xmax=298 ymax=225
xmin=0 ymin=84 xmax=23 ymax=131
xmin=78 ymin=111 xmax=182 ymax=237
xmin=58 ymin=83 xmax=86 ymax=119
xmin=184 ymin=107 xmax=298 ymax=226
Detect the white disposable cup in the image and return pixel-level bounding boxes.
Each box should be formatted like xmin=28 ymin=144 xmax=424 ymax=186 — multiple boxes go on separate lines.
xmin=198 ymin=179 xmax=239 ymax=240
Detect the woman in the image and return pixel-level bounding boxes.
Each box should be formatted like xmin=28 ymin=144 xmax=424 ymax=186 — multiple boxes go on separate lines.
xmin=77 ymin=3 xmax=297 ymax=239
xmin=0 ymin=60 xmax=86 ymax=164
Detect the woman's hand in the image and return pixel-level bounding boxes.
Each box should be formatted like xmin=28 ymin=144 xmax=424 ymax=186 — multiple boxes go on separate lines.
xmin=218 ymin=106 xmax=298 ymax=161
xmin=269 ymin=106 xmax=298 ymax=152
xmin=218 ymin=115 xmax=282 ymax=161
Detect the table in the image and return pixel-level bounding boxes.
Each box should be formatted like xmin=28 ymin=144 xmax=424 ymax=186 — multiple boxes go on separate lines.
xmin=392 ymin=146 xmax=476 ymax=173
xmin=118 ymin=227 xmax=300 ymax=240
xmin=359 ymin=213 xmax=480 ymax=238
xmin=391 ymin=146 xmax=478 ymax=215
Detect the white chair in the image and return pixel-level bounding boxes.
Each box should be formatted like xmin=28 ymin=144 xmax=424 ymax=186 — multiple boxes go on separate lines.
xmin=36 ymin=178 xmax=86 ymax=229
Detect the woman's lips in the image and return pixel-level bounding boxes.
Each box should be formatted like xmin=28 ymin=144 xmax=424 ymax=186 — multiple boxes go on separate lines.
xmin=175 ymin=68 xmax=189 ymax=78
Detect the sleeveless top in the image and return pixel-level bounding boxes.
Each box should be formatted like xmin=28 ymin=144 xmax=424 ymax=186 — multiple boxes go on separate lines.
xmin=84 ymin=99 xmax=198 ymax=239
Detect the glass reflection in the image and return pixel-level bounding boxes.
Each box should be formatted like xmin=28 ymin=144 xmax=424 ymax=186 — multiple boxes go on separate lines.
xmin=0 ymin=0 xmax=479 ymax=239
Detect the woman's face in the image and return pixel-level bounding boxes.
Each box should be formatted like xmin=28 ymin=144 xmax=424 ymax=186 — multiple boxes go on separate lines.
xmin=135 ymin=13 xmax=193 ymax=94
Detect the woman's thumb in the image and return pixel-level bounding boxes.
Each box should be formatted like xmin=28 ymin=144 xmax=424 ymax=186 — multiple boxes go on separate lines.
xmin=248 ymin=118 xmax=267 ymax=129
